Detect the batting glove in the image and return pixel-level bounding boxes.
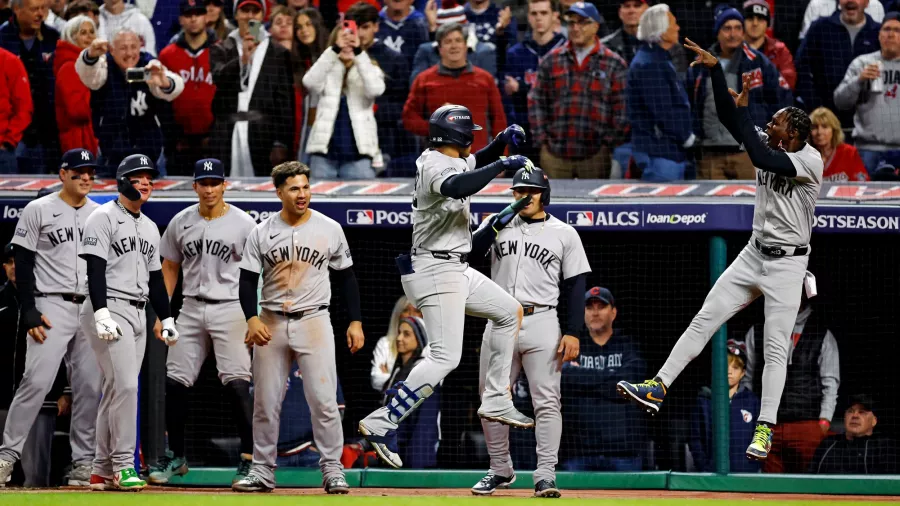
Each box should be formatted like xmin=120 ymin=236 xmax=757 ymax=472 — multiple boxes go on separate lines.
xmin=498 ymin=124 xmax=526 ymax=147
xmin=94 ymin=307 xmax=123 ymax=341
xmin=161 ymin=317 xmax=179 ymax=346
xmin=499 ymin=155 xmax=535 ymax=174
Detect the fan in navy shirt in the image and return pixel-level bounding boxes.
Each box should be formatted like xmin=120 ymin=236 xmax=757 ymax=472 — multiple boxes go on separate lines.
xmin=561 ymin=287 xmax=646 ymax=472
xmin=503 ymin=0 xmax=566 ymax=161
xmin=465 ymin=0 xmax=517 ymax=69
xmin=378 ymin=0 xmax=430 ymax=67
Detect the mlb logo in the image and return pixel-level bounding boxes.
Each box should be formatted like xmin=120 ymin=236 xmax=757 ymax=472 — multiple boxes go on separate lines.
xmin=566 ymin=211 xmax=594 ymax=227
xmin=347 ymin=209 xmax=375 ymax=225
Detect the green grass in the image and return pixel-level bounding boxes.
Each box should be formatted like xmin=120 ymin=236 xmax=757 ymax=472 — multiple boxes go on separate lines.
xmin=0 ymin=494 xmax=898 ymax=506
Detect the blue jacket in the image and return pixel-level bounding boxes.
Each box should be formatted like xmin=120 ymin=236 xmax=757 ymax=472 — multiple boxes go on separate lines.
xmin=561 ymin=329 xmax=646 ymax=457
xmin=378 ymin=7 xmax=429 ymax=67
xmin=502 ymin=32 xmax=566 ymax=128
xmin=0 ymin=17 xmax=59 ymax=149
xmin=410 ymin=40 xmax=497 ymax=85
xmin=628 ymin=43 xmax=694 ymax=162
xmin=368 ymin=39 xmax=411 ymax=159
xmin=689 ymin=385 xmax=761 ymax=473
xmin=795 ymin=12 xmax=880 ymax=126
xmin=686 ymin=42 xmax=792 ymax=140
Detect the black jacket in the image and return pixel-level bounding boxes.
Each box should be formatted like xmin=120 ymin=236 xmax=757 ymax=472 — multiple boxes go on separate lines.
xmin=809 ymin=434 xmax=897 ymax=474
xmin=210 ymin=34 xmax=294 ymax=176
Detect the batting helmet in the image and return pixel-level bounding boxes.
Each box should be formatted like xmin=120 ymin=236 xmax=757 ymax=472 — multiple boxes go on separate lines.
xmin=428 ymin=104 xmax=482 ymax=147
xmin=510 ymin=166 xmax=551 ymax=205
xmin=116 ymin=154 xmax=159 ymax=202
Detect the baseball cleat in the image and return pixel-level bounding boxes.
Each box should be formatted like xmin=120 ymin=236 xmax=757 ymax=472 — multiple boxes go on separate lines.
xmin=114 ymin=468 xmax=147 ymax=491
xmin=617 ymin=378 xmax=666 ymax=415
xmin=90 ymin=474 xmax=114 ymax=491
xmin=0 ymin=459 xmax=13 ymax=487
xmin=233 ymin=455 xmax=252 ymax=485
xmin=471 ymin=473 xmax=515 ymax=495
xmin=358 ymin=421 xmax=403 ymax=469
xmin=746 ymin=423 xmax=774 ymax=461
xmin=232 ymin=473 xmax=273 ymax=493
xmin=534 ymin=479 xmax=561 ymax=498
xmin=324 ymin=475 xmax=350 ymax=494
xmin=477 ymin=407 xmax=535 ymax=429
xmin=147 ymin=451 xmax=188 ymax=484
xmin=68 ymin=462 xmax=92 ymax=486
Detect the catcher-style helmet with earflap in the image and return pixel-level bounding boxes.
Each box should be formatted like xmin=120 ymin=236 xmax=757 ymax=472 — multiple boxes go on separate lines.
xmin=116 ymin=154 xmax=159 ymax=202
xmin=428 ymin=104 xmax=483 ymax=147
xmin=510 ymin=166 xmax=551 ymax=205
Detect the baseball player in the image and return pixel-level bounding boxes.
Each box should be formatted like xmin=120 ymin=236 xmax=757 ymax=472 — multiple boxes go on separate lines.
xmin=148 ymin=159 xmax=257 ymax=485
xmin=234 ymin=161 xmax=364 ymax=494
xmin=0 ymin=149 xmax=102 ymax=488
xmin=469 ymin=167 xmax=590 ymax=498
xmin=79 ymin=154 xmax=178 ymax=491
xmin=617 ymin=39 xmax=824 ymax=461
xmin=359 ymin=105 xmax=536 ymax=469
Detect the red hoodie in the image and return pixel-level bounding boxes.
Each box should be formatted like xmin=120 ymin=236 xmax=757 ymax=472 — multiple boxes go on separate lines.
xmin=53 ymin=40 xmax=98 ymax=154
xmin=159 ymin=32 xmax=216 ymax=137
xmin=0 ymin=46 xmax=33 ymax=149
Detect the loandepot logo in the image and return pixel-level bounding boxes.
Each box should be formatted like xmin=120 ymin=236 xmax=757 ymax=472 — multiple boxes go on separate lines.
xmin=646 ymin=213 xmax=708 ymax=225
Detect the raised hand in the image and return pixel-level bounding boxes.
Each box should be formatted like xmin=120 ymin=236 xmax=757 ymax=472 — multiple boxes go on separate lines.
xmin=684 ymin=38 xmax=718 ymax=68
xmin=729 ymin=72 xmax=752 ymax=108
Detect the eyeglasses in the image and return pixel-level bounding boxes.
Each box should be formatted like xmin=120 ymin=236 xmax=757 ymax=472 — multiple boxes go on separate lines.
xmin=564 ymin=16 xmax=595 ymax=27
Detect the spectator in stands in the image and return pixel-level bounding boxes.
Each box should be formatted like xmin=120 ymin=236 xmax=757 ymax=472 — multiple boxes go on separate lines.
xmin=743 ymin=0 xmax=796 ymax=90
xmin=269 ymin=6 xmax=295 ymax=49
xmin=159 ymin=0 xmax=218 ymax=176
xmin=0 ymin=0 xmax=60 ymax=173
xmin=0 ymin=46 xmax=32 ymax=173
xmin=302 ymin=21 xmax=384 ymax=178
xmin=801 ymin=0 xmax=885 ymax=39
xmin=503 ymin=0 xmax=565 ymax=162
xmin=370 ymin=295 xmax=423 ymax=392
xmin=209 ymin=0 xmax=294 ymax=176
xmin=809 ymin=394 xmax=897 ymax=474
xmin=291 ymin=7 xmax=327 ymax=159
xmin=97 ymin=0 xmax=156 ymax=55
xmin=45 ymin=0 xmax=65 ymax=33
xmin=528 ymin=2 xmax=628 ymax=179
xmin=276 ymin=363 xmax=346 ymax=468
xmin=465 ymin=0 xmax=517 ymax=70
xmin=743 ymin=273 xmax=841 ymax=474
xmin=378 ymin=0 xmax=429 ymax=67
xmin=687 ymin=6 xmax=791 ymax=180
xmin=809 ymin=107 xmax=869 ymax=181
xmin=402 ymin=22 xmax=506 ymax=151
xmin=561 ymin=287 xmax=646 ymax=471
xmin=601 ymin=0 xmax=647 ymax=64
xmin=63 ymin=0 xmax=100 ymax=24
xmin=689 ymin=340 xmax=761 ymax=473
xmin=206 ymin=0 xmax=235 ymax=41
xmin=795 ymin=0 xmax=881 ymax=128
xmin=628 ymin=4 xmax=694 ymax=182
xmin=0 ymin=243 xmax=69 ymax=487
xmin=76 ymin=29 xmax=185 ymax=174
xmin=54 ymin=16 xmax=99 ymax=155
xmin=834 ymin=12 xmax=900 ymax=174
xmin=411 ymin=7 xmax=496 ymax=83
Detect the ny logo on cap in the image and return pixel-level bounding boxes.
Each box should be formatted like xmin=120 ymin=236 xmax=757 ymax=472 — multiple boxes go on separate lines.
xmin=81 ymin=151 xmax=90 ymax=160
xmin=521 ymin=173 xmax=530 ymax=180
xmin=140 ymin=156 xmax=149 ymax=166
xmin=203 ymin=161 xmax=213 ymax=171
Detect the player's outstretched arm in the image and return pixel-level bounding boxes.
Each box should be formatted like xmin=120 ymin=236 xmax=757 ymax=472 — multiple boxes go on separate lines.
xmin=473 ymin=125 xmax=527 ymax=168
xmin=470 ymin=195 xmax=532 ymax=258
xmin=332 ymin=267 xmax=364 ymax=353
xmin=440 ymin=156 xmax=533 ymax=200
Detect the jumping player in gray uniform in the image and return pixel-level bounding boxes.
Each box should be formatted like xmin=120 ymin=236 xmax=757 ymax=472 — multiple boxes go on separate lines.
xmin=617 ymin=39 xmax=824 ymax=461
xmin=234 ymin=161 xmax=364 ymax=495
xmin=80 ymin=154 xmax=178 ymax=491
xmin=469 ymin=167 xmax=590 ymax=498
xmin=359 ymin=105 xmax=536 ymax=469
xmin=0 ymin=149 xmax=102 ymax=488
xmin=148 ymin=159 xmax=257 ymax=485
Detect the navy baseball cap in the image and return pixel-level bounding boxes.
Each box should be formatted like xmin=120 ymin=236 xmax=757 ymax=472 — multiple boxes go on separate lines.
xmin=585 ymin=286 xmax=615 ymax=306
xmin=60 ymin=148 xmax=99 ymax=170
xmin=847 ymin=394 xmax=875 ymax=413
xmin=2 ymin=243 xmax=13 ymax=263
xmin=180 ymin=0 xmax=207 ymax=15
xmin=566 ymin=1 xmax=603 ymax=24
xmin=194 ymin=158 xmax=225 ymax=181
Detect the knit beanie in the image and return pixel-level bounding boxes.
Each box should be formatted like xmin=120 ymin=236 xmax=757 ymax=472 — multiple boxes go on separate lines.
xmin=743 ymin=0 xmax=770 ymax=24
xmin=713 ymin=5 xmax=744 ymax=35
xmin=400 ymin=316 xmax=428 ymax=350
xmin=436 ymin=0 xmax=466 ymax=26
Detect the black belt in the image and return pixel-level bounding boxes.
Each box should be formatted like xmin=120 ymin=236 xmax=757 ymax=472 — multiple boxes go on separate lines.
xmin=190 ymin=296 xmax=233 ymax=305
xmin=35 ymin=293 xmax=86 ymax=304
xmin=411 ymin=248 xmax=468 ymax=263
xmin=110 ymin=297 xmax=147 ymax=310
xmin=272 ymin=305 xmax=328 ymax=320
xmin=522 ymin=305 xmax=555 ymax=316
xmin=754 ymin=239 xmax=809 ymax=257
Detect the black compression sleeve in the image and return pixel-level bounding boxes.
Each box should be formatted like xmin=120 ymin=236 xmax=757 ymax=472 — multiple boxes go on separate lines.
xmin=735 ymin=108 xmax=798 ymax=177
xmin=474 ymin=136 xmax=507 ymax=168
xmin=333 ymin=267 xmax=362 ymax=322
xmin=148 ymin=269 xmax=171 ymax=320
xmin=710 ymin=62 xmax=743 ymax=143
xmin=440 ymin=160 xmax=507 ymax=200
xmin=562 ymin=273 xmax=587 ymax=336
xmin=470 ymin=220 xmax=496 ymax=259
xmin=239 ymin=268 xmax=259 ymax=321
xmin=84 ymin=254 xmax=108 ymax=310
xmin=14 ymin=247 xmax=37 ymax=312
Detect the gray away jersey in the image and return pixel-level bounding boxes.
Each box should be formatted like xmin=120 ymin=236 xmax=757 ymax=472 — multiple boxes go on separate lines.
xmin=484 ymin=214 xmax=591 ymax=307
xmin=411 ymin=149 xmax=476 ymax=254
xmin=239 ymin=209 xmax=352 ymax=313
xmin=160 ymin=204 xmax=257 ymax=301
xmin=12 ymin=192 xmax=99 ymax=295
xmin=753 ymin=142 xmax=823 ymax=246
xmin=81 ymin=201 xmax=162 ymax=301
